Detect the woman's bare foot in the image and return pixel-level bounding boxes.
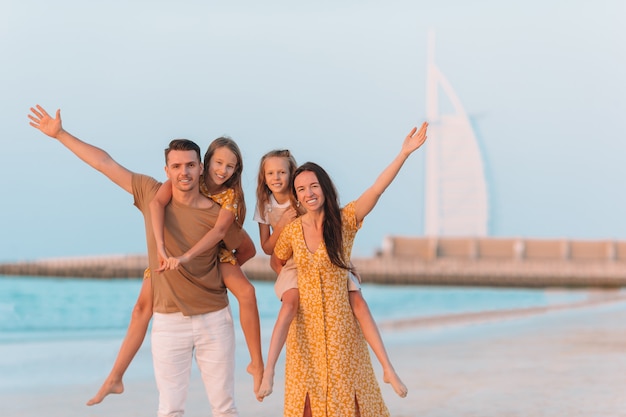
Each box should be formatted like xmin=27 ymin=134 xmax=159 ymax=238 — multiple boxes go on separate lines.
xmin=86 ymin=378 xmax=124 ymax=406
xmin=383 ymin=368 xmax=407 ymax=398
xmin=256 ymin=368 xmax=274 ymax=402
xmin=247 ymin=361 xmax=264 ymax=399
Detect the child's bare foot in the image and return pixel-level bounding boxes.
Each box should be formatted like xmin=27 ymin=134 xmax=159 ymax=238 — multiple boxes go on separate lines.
xmin=247 ymin=361 xmax=264 ymax=399
xmin=383 ymin=369 xmax=407 ymax=398
xmin=86 ymin=378 xmax=124 ymax=406
xmin=256 ymin=369 xmax=274 ymax=402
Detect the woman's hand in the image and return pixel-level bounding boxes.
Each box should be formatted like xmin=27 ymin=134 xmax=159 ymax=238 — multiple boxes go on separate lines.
xmin=400 ymin=121 xmax=428 ymax=157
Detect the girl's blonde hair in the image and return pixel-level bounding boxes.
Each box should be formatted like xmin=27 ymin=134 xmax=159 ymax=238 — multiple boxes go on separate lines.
xmin=256 ymin=149 xmax=298 ymax=212
xmin=203 ymin=137 xmax=246 ymax=227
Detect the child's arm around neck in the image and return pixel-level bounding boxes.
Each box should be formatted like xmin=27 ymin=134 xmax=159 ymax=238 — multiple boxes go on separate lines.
xmin=179 ymin=207 xmax=235 ymax=263
xmin=259 ymin=205 xmax=298 ymax=255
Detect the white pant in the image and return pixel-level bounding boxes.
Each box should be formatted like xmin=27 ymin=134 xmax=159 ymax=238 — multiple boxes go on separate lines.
xmin=151 ymin=307 xmax=238 ymax=417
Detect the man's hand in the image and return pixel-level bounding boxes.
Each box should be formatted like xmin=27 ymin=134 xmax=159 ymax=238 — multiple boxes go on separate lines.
xmin=28 ymin=105 xmax=64 ymax=139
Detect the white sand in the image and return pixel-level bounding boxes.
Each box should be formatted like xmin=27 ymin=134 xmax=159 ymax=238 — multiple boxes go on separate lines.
xmin=3 ymin=296 xmax=626 ymax=417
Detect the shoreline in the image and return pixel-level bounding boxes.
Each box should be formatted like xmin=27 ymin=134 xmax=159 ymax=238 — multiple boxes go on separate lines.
xmin=2 ymin=295 xmax=625 ymax=416
xmin=378 ymin=287 xmax=626 ymax=330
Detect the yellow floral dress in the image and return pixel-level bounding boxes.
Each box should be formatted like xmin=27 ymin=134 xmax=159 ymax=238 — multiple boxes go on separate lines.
xmin=274 ymin=201 xmax=389 ymax=417
xmin=202 ymin=187 xmax=239 ymax=265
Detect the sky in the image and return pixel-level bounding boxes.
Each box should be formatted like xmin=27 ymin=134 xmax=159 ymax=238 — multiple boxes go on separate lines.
xmin=1 ymin=0 xmax=625 ymax=262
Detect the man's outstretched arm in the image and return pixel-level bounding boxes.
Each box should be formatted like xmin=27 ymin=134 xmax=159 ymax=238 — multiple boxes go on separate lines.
xmin=28 ymin=104 xmax=134 ymax=194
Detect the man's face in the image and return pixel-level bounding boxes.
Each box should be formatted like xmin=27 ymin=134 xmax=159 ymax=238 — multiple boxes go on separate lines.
xmin=165 ymin=150 xmax=203 ymax=192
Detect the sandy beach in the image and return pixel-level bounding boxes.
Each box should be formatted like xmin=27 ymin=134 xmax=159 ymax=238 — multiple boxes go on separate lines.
xmin=3 ymin=295 xmax=626 ymax=417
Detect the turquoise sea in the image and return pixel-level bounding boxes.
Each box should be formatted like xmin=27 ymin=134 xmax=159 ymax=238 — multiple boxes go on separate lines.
xmin=0 ymin=275 xmax=589 ymax=393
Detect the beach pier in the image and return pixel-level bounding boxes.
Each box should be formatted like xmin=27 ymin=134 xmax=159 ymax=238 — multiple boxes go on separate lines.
xmin=1 ymin=237 xmax=626 ymax=287
xmin=0 ymin=254 xmax=148 ymax=279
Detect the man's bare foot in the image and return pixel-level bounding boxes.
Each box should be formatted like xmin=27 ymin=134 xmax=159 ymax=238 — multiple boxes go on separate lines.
xmin=86 ymin=378 xmax=124 ymax=406
xmin=247 ymin=361 xmax=264 ymax=399
xmin=383 ymin=369 xmax=407 ymax=398
xmin=256 ymin=369 xmax=274 ymax=402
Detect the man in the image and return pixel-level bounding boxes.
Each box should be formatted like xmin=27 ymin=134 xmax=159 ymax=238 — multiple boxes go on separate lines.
xmin=28 ymin=104 xmax=241 ymax=417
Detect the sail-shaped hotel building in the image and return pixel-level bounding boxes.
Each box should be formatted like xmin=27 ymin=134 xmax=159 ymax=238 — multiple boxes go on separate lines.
xmin=424 ymin=32 xmax=489 ymax=237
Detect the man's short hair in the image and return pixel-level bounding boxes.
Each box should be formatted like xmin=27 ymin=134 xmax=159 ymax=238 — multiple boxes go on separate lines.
xmin=164 ymin=139 xmax=202 ymax=164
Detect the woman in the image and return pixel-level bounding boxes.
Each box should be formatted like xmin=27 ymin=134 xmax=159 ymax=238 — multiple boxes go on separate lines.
xmin=271 ymin=122 xmax=428 ymax=416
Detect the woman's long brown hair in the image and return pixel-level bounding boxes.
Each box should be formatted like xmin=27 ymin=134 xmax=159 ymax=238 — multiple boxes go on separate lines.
xmin=293 ymin=162 xmax=352 ymax=272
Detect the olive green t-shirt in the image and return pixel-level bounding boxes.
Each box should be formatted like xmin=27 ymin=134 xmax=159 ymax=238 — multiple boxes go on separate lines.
xmin=132 ymin=174 xmax=243 ymax=316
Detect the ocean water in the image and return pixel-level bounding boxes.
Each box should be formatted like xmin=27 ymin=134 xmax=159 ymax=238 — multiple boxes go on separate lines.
xmin=0 ymin=275 xmax=589 ymax=392
xmin=0 ymin=275 xmax=590 ymax=342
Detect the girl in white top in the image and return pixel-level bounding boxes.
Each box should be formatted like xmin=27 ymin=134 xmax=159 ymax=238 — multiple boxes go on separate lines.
xmin=253 ymin=149 xmax=407 ymax=401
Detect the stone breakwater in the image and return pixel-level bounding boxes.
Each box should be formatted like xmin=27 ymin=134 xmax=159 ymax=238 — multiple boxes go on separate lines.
xmin=0 ymin=254 xmax=148 ymax=279
xmin=1 ymin=253 xmax=626 ymax=287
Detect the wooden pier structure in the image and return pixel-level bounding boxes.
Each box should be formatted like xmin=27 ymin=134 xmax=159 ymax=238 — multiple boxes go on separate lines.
xmin=1 ymin=237 xmax=625 ymax=288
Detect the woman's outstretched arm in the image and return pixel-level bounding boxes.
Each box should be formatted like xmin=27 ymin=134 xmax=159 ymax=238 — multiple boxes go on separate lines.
xmin=354 ymin=122 xmax=428 ymax=222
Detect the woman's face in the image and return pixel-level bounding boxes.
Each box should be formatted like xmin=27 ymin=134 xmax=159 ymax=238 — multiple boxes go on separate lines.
xmin=294 ymin=170 xmax=325 ymax=212
xmin=207 ymin=146 xmax=237 ymax=187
